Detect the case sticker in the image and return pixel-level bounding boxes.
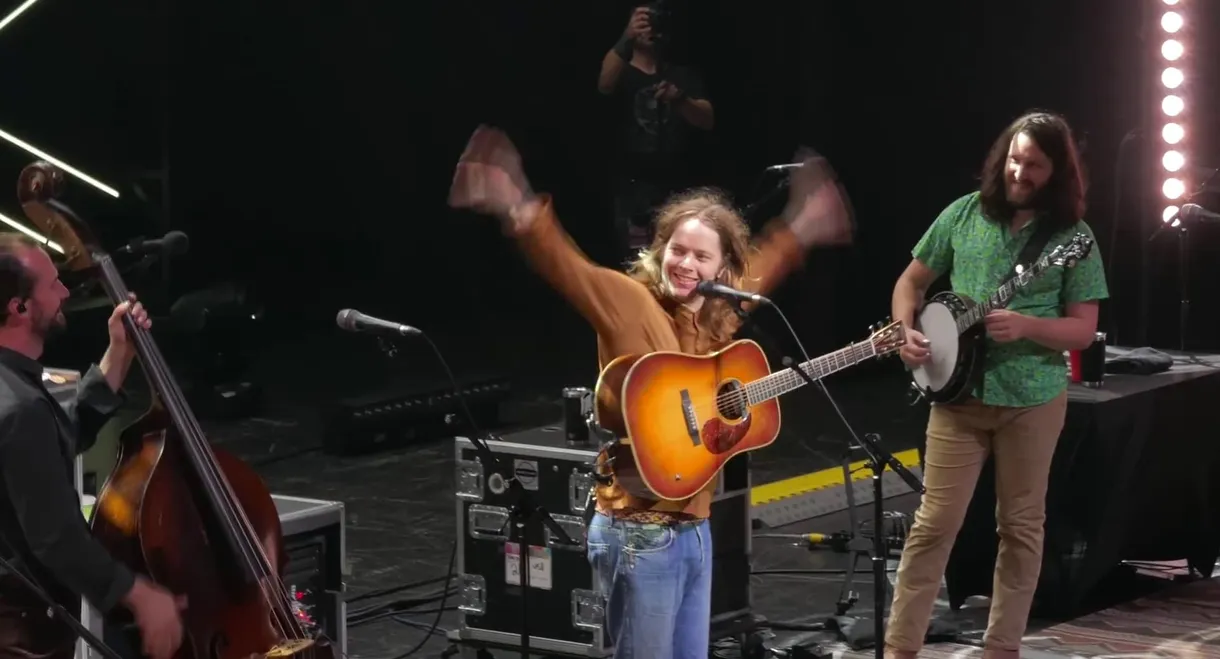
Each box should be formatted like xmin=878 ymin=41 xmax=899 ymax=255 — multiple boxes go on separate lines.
xmin=505 ymin=542 xmax=552 ymax=590
xmin=513 ymin=459 xmax=539 ymax=490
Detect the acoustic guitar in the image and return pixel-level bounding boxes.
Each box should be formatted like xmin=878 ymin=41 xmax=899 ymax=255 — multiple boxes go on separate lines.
xmin=593 ymin=320 xmax=906 ymax=501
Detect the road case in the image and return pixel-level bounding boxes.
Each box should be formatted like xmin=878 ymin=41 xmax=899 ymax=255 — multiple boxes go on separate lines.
xmin=452 ymin=424 xmax=751 ymax=655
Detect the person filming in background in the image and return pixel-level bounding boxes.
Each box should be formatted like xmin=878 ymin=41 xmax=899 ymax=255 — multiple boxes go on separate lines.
xmin=598 ymin=2 xmax=714 ymax=265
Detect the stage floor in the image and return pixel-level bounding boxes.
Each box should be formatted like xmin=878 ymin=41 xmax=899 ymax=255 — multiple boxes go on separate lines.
xmin=151 ymin=324 xmax=1218 ymax=658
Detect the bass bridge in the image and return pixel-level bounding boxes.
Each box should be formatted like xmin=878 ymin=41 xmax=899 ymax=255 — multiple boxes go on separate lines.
xmin=265 ymin=638 xmax=319 ymax=658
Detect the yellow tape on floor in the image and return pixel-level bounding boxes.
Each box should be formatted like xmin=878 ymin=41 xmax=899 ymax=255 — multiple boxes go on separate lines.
xmin=749 ymin=448 xmax=921 ymax=506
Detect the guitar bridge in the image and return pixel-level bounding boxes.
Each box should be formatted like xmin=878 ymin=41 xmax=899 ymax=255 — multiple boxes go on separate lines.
xmin=680 ymin=389 xmax=700 ymax=446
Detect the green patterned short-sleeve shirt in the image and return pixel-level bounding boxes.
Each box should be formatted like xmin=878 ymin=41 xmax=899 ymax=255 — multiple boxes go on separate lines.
xmin=913 ymin=191 xmax=1109 ymax=408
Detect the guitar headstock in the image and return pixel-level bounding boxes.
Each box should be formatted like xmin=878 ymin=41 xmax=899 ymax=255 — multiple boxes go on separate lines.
xmin=868 ymin=318 xmax=906 ymax=357
xmin=1046 ymin=232 xmax=1094 ymax=269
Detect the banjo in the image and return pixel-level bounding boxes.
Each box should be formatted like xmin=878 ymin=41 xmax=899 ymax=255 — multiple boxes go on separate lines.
xmin=909 ymin=232 xmax=1094 ymax=403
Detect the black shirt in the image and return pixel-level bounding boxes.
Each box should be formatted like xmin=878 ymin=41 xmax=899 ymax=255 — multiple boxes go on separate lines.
xmin=0 ymin=348 xmax=134 ymax=614
xmin=611 ymin=62 xmax=707 ymax=183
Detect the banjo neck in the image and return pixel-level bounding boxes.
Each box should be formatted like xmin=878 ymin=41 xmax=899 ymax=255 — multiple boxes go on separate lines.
xmin=954 ymin=254 xmax=1055 ymax=334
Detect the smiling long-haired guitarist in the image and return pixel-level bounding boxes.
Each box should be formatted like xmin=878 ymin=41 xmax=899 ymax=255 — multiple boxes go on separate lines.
xmin=448 ymin=124 xmax=851 ymax=659
xmin=885 ymin=111 xmax=1110 ymax=659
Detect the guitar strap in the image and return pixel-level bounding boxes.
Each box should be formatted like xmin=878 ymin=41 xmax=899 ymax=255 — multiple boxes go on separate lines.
xmin=977 ymin=218 xmax=1057 ymax=400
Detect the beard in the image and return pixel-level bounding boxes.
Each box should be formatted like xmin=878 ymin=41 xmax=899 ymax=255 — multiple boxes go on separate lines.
xmin=33 ymin=309 xmax=67 ymax=341
xmin=1006 ymin=179 xmax=1047 ymax=210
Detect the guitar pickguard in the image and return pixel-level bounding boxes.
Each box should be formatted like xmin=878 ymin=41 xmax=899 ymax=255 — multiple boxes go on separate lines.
xmin=702 ymin=378 xmax=752 ymax=453
xmin=701 ymin=415 xmax=753 ymax=454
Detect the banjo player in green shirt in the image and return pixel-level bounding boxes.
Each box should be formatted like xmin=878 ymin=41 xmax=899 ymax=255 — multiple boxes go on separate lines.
xmin=885 ymin=111 xmax=1109 ymax=659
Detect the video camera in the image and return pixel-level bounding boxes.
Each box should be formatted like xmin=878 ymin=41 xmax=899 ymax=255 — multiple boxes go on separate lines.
xmin=645 ymin=0 xmax=672 ymax=43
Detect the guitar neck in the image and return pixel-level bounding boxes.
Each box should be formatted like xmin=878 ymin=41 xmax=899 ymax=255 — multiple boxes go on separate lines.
xmin=745 ymin=340 xmax=876 ymax=405
xmin=954 ymin=257 xmax=1051 ymax=333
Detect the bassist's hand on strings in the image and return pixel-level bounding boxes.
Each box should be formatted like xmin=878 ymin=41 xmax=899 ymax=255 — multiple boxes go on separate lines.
xmin=107 ymin=292 xmax=152 ymax=349
xmin=899 ymin=328 xmax=931 ymax=367
xmin=101 ymin=293 xmax=152 ymax=391
xmin=122 ymin=575 xmax=186 ymax=659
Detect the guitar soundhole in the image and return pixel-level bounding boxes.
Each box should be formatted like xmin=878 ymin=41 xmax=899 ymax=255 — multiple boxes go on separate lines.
xmin=715 ymin=381 xmax=747 ymax=421
xmin=700 ymin=380 xmax=753 ymax=454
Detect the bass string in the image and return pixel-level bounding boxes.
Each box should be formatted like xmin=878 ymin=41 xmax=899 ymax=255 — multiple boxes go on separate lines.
xmin=96 ymin=256 xmax=306 ymax=640
xmin=95 ymin=258 xmax=290 ymax=632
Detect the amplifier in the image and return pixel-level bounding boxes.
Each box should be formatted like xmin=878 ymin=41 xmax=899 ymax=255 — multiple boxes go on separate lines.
xmin=451 ymin=425 xmax=751 ymax=656
xmin=273 ymin=494 xmax=348 ymax=654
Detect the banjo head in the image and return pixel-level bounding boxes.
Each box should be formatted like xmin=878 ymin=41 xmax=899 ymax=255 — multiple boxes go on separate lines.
xmin=912 ymin=300 xmax=961 ymax=391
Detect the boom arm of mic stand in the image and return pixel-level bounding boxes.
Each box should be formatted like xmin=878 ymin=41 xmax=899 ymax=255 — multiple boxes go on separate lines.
xmin=857 ymin=433 xmax=925 ymax=496
xmin=0 ymin=554 xmax=126 ymax=659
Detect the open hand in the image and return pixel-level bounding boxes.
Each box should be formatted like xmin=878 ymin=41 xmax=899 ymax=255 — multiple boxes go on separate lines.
xmin=107 ymin=293 xmax=151 ymax=349
xmin=448 ymin=125 xmax=538 ymax=231
xmin=984 ymin=310 xmax=1029 ymax=343
xmin=782 ymin=148 xmax=853 ymax=247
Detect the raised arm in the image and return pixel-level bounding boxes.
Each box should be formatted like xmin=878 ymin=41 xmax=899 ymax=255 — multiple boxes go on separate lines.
xmin=65 ymin=364 xmax=125 ymax=454
xmin=741 ymin=150 xmax=854 ymax=296
xmin=598 ymin=7 xmax=650 ymax=95
xmin=449 ymin=126 xmax=648 ymax=337
xmin=70 ymin=296 xmax=151 ymax=453
xmin=506 ymin=196 xmax=652 ymax=337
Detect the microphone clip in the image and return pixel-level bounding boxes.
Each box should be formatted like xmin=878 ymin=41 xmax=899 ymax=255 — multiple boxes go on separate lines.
xmin=377 ymin=336 xmax=399 ymax=359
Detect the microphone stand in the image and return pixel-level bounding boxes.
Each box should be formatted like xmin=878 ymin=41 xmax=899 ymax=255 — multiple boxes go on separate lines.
xmin=0 ymin=553 xmax=126 ymax=659
xmin=373 ymin=333 xmax=579 ymax=659
xmin=1145 ymin=210 xmax=1193 ymax=351
xmin=782 ymin=358 xmax=924 ymax=659
xmin=730 ymin=293 xmax=924 ymax=659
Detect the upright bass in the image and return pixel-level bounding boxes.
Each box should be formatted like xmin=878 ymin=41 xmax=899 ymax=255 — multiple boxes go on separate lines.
xmin=16 ymin=162 xmax=334 ymax=659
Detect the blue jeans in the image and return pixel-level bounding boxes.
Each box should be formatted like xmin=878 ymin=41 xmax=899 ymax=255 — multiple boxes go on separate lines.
xmin=587 ymin=512 xmax=713 ymax=659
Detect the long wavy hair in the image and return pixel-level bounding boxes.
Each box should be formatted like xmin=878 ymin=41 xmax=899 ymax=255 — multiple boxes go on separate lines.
xmin=625 ymin=187 xmax=755 ymax=346
xmin=978 ymin=110 xmax=1088 ymax=230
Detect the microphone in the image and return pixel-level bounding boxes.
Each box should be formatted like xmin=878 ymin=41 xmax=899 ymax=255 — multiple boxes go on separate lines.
xmin=336 ymin=309 xmax=422 ymax=337
xmin=1180 ymin=203 xmax=1220 ymax=223
xmin=117 ymin=231 xmax=189 ymax=256
xmin=694 ymin=280 xmax=771 ymax=306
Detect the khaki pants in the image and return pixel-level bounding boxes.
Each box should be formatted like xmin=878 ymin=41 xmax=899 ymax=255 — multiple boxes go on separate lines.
xmin=886 ymin=390 xmax=1067 ymax=655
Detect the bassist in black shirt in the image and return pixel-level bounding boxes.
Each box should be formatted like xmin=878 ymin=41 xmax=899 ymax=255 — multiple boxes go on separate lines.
xmin=0 ymin=233 xmax=182 ymax=659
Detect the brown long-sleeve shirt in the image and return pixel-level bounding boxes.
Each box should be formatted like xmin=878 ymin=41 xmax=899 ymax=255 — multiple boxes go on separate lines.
xmin=511 ymin=194 xmax=808 ymax=519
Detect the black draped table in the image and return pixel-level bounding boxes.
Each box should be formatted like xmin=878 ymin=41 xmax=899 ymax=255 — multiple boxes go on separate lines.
xmin=942 ymin=350 xmax=1220 ymax=619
